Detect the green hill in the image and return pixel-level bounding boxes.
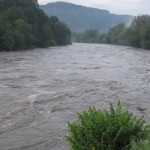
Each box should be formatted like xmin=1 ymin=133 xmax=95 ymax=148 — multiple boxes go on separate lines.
xmin=40 ymin=1 xmax=133 ymax=32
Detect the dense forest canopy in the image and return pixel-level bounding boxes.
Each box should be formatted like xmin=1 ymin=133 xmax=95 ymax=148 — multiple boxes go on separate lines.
xmin=0 ymin=0 xmax=71 ymax=50
xmin=73 ymin=15 xmax=150 ymax=50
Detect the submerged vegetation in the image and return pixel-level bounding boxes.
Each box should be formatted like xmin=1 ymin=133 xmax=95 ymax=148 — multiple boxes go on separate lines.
xmin=0 ymin=0 xmax=71 ymax=51
xmin=67 ymin=101 xmax=150 ymax=150
xmin=73 ymin=15 xmax=150 ymax=50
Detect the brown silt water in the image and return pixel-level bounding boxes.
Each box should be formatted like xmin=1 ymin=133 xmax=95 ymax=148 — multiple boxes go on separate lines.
xmin=0 ymin=43 xmax=150 ymax=150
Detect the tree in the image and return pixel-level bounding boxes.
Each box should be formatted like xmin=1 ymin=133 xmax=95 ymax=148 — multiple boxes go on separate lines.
xmin=104 ymin=23 xmax=126 ymax=44
xmin=38 ymin=23 xmax=55 ymax=47
xmin=49 ymin=16 xmax=71 ymax=45
xmin=0 ymin=0 xmax=71 ymax=50
xmin=80 ymin=29 xmax=99 ymax=43
xmin=5 ymin=6 xmax=26 ymax=23
xmin=55 ymin=22 xmax=71 ymax=45
xmin=140 ymin=21 xmax=150 ymax=49
xmin=1 ymin=28 xmax=15 ymax=50
xmin=12 ymin=29 xmax=25 ymax=50
xmin=0 ymin=0 xmax=39 ymax=9
xmin=15 ymin=19 xmax=35 ymax=48
xmin=127 ymin=15 xmax=150 ymax=48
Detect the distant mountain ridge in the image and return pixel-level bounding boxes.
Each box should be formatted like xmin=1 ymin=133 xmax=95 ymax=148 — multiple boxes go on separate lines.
xmin=40 ymin=1 xmax=133 ymax=32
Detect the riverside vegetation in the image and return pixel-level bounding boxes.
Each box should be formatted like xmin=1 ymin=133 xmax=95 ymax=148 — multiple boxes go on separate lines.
xmin=67 ymin=101 xmax=150 ymax=150
xmin=0 ymin=0 xmax=71 ymax=51
xmin=73 ymin=15 xmax=150 ymax=50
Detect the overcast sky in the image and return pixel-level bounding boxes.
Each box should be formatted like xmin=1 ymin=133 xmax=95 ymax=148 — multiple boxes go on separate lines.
xmin=38 ymin=0 xmax=150 ymax=15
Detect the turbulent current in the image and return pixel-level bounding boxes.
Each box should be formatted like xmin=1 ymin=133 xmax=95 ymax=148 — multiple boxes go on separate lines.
xmin=0 ymin=43 xmax=150 ymax=150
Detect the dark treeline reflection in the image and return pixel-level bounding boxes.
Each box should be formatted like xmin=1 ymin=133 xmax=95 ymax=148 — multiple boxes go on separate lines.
xmin=0 ymin=0 xmax=71 ymax=51
xmin=73 ymin=15 xmax=150 ymax=50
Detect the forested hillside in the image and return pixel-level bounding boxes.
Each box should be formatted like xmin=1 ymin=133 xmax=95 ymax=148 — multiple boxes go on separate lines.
xmin=0 ymin=0 xmax=71 ymax=51
xmin=40 ymin=2 xmax=133 ymax=32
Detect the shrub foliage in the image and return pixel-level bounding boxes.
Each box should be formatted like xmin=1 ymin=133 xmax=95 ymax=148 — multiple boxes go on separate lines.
xmin=131 ymin=140 xmax=150 ymax=150
xmin=67 ymin=101 xmax=150 ymax=150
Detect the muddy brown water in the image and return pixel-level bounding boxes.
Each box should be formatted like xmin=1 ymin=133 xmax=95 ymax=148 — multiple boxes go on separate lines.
xmin=0 ymin=43 xmax=150 ymax=150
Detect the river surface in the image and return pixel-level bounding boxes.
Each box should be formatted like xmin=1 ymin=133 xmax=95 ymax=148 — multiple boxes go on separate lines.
xmin=0 ymin=43 xmax=150 ymax=150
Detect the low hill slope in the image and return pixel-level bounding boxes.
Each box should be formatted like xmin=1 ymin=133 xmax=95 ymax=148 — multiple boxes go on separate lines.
xmin=40 ymin=2 xmax=133 ymax=32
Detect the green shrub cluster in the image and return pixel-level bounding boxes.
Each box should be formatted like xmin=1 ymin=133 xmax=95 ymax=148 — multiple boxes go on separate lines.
xmin=67 ymin=101 xmax=150 ymax=150
xmin=131 ymin=140 xmax=150 ymax=150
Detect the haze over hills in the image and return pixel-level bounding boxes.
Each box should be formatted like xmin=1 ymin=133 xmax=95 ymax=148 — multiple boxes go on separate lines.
xmin=40 ymin=1 xmax=133 ymax=32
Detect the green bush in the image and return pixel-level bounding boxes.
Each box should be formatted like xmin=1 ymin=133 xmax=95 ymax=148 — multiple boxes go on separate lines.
xmin=66 ymin=101 xmax=150 ymax=150
xmin=131 ymin=140 xmax=150 ymax=150
xmin=131 ymin=130 xmax=150 ymax=150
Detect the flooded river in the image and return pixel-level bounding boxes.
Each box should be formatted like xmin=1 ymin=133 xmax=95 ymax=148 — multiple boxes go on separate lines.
xmin=0 ymin=43 xmax=150 ymax=150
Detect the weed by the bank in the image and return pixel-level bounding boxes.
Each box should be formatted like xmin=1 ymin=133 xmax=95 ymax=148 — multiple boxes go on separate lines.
xmin=67 ymin=101 xmax=150 ymax=150
xmin=131 ymin=139 xmax=150 ymax=150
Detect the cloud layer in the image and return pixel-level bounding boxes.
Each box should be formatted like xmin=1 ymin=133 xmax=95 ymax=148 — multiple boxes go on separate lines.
xmin=38 ymin=0 xmax=150 ymax=15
